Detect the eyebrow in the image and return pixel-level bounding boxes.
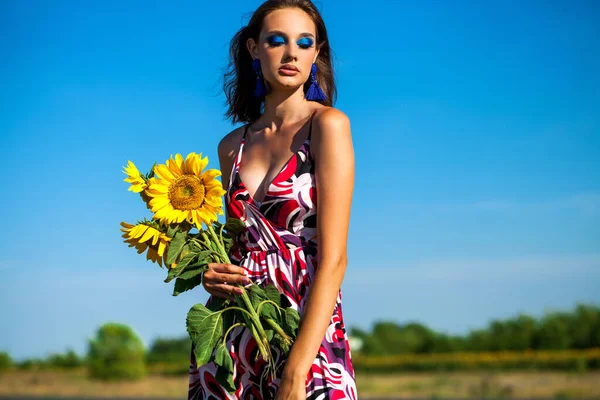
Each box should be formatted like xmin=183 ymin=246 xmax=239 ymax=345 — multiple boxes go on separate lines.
xmin=265 ymin=30 xmax=315 ymax=39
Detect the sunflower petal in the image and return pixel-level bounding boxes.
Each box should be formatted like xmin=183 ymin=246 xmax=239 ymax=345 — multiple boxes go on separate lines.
xmin=202 ymin=169 xmax=222 ymax=182
xmin=139 ymin=226 xmax=159 ymax=243
xmin=184 ymin=152 xmax=197 ymax=174
xmin=154 ymin=164 xmax=177 ymax=183
xmin=166 ymin=155 xmax=183 ymax=176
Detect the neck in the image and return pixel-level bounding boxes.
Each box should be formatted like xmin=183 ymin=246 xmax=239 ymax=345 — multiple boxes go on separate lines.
xmin=259 ymin=87 xmax=313 ymax=130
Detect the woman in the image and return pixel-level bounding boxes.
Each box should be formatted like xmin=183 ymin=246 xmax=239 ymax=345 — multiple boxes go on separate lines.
xmin=188 ymin=1 xmax=356 ymax=398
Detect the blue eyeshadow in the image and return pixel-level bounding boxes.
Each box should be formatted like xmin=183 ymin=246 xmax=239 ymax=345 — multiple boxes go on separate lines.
xmin=297 ymin=37 xmax=313 ymax=47
xmin=268 ymin=35 xmax=286 ymax=45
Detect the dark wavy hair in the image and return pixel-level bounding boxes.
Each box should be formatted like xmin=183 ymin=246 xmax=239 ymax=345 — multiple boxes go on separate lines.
xmin=223 ymin=0 xmax=336 ymax=124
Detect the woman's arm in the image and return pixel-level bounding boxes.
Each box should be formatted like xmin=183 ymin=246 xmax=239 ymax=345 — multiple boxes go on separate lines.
xmin=217 ymin=127 xmax=244 ymax=221
xmin=201 ymin=127 xmax=249 ymax=300
xmin=281 ymin=107 xmax=355 ymax=383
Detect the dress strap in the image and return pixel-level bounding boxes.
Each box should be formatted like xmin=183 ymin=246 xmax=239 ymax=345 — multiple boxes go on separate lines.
xmin=242 ymin=123 xmax=251 ymax=141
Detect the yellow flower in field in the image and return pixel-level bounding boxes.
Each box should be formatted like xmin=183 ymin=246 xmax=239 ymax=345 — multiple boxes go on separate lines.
xmin=120 ymin=221 xmax=171 ymax=268
xmin=145 ymin=153 xmax=227 ymax=230
xmin=122 ymin=160 xmax=147 ymax=193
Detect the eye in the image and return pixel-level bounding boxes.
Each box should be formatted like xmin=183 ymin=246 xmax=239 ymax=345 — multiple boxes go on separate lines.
xmin=267 ymin=35 xmax=286 ymax=47
xmin=297 ymin=37 xmax=314 ymax=49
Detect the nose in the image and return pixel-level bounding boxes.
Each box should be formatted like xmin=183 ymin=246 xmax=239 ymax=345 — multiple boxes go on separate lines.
xmin=284 ymin=42 xmax=298 ymax=61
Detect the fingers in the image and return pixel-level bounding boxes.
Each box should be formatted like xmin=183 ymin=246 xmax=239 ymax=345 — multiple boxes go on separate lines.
xmin=205 ymin=263 xmax=251 ymax=287
xmin=214 ymin=283 xmax=244 ymax=296
xmin=210 ymin=262 xmax=247 ymax=276
xmin=204 ymin=283 xmax=244 ymax=301
xmin=202 ymin=263 xmax=250 ymax=300
xmin=212 ymin=272 xmax=250 ymax=286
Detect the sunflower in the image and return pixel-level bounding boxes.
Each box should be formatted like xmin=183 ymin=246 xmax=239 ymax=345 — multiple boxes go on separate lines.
xmin=122 ymin=160 xmax=147 ymax=193
xmin=145 ymin=153 xmax=227 ymax=230
xmin=140 ymin=177 xmax=157 ymax=210
xmin=120 ymin=221 xmax=172 ymax=268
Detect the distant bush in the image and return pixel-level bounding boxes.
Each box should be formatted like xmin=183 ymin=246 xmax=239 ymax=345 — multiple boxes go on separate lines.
xmin=87 ymin=323 xmax=147 ymax=381
xmin=147 ymin=336 xmax=191 ymax=364
xmin=47 ymin=348 xmax=82 ymax=369
xmin=0 ymin=351 xmax=13 ymax=371
xmin=16 ymin=358 xmax=47 ymax=371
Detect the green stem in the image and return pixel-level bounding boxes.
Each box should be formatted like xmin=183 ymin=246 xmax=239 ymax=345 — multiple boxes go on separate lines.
xmin=264 ymin=318 xmax=292 ymax=346
xmin=206 ymin=224 xmax=273 ymax=362
xmin=207 ymin=224 xmax=229 ymax=261
xmin=218 ymin=223 xmax=225 ymax=248
xmin=239 ymin=289 xmax=272 ymax=357
xmin=190 ymin=237 xmax=209 ymax=251
xmin=200 ymin=231 xmax=212 ymax=248
xmin=222 ymin=322 xmax=245 ymax=347
xmin=235 ymin=295 xmax=271 ymax=362
xmin=216 ymin=306 xmax=255 ymax=321
xmin=209 ymin=251 xmax=226 ymax=262
xmin=257 ymin=300 xmax=283 ymax=318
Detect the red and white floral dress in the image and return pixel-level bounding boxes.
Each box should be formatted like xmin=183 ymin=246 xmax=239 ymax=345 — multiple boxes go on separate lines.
xmin=188 ymin=109 xmax=358 ymax=399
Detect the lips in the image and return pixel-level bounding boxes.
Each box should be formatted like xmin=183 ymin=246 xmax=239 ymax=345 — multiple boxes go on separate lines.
xmin=279 ymin=65 xmax=298 ymax=72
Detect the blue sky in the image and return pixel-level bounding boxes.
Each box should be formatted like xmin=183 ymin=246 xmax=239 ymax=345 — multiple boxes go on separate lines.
xmin=1 ymin=0 xmax=599 ymax=361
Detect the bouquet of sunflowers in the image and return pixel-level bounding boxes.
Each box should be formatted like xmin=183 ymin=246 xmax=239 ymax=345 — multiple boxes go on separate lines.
xmin=120 ymin=152 xmax=299 ymax=391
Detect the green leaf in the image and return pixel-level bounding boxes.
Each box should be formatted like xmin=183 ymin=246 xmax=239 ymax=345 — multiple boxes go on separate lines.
xmin=166 ymin=224 xmax=179 ymax=238
xmin=260 ymin=303 xmax=279 ymax=321
xmin=186 ymin=303 xmax=223 ymax=366
xmin=273 ymin=333 xmax=291 ymax=354
xmin=177 ymin=265 xmax=206 ymax=280
xmin=248 ymin=286 xmax=266 ymax=310
xmin=222 ymin=236 xmax=233 ymax=253
xmin=207 ymin=297 xmax=230 ymax=312
xmin=145 ymin=162 xmax=157 ymax=180
xmin=224 ymin=218 xmax=245 ymax=234
xmin=284 ymin=308 xmax=300 ymax=336
xmin=215 ymin=365 xmax=236 ymax=393
xmin=214 ymin=342 xmax=233 ymax=372
xmin=164 ymin=252 xmax=197 ymax=283
xmin=264 ymin=328 xmax=274 ymax=342
xmin=264 ymin=284 xmax=281 ymax=307
xmin=195 ymin=250 xmax=213 ymax=264
xmin=172 ymin=275 xmax=202 ymax=296
xmin=166 ymin=231 xmax=187 ymax=264
xmin=219 ymin=307 xmax=237 ymax=339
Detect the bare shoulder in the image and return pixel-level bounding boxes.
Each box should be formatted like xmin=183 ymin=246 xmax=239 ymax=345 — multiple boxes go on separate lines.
xmin=311 ymin=107 xmax=352 ymax=159
xmin=313 ymin=106 xmax=351 ymax=131
xmin=218 ymin=124 xmax=247 ymax=160
xmin=217 ymin=124 xmax=247 ymax=188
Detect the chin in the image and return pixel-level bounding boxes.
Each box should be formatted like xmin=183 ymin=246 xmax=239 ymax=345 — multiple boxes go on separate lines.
xmin=270 ymin=77 xmax=304 ymax=90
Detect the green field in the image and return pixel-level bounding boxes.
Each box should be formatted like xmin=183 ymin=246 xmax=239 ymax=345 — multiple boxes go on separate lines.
xmin=1 ymin=369 xmax=599 ymax=398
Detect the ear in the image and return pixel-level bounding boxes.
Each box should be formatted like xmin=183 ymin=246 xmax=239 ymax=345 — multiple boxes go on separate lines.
xmin=313 ymin=45 xmax=320 ymax=64
xmin=246 ymin=37 xmax=259 ymax=60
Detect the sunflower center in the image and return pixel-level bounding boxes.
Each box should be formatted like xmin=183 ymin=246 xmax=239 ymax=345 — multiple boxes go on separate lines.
xmin=168 ymin=175 xmax=206 ymax=210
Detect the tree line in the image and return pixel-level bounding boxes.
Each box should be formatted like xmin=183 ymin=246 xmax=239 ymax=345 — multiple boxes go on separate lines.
xmin=1 ymin=302 xmax=598 ymax=377
xmin=351 ymin=303 xmax=600 ymax=355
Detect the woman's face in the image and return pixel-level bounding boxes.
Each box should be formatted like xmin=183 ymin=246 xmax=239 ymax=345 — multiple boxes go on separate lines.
xmin=248 ymin=7 xmax=319 ymax=94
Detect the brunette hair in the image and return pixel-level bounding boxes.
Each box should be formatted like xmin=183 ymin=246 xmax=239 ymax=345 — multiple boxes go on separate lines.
xmin=223 ymin=0 xmax=336 ymax=124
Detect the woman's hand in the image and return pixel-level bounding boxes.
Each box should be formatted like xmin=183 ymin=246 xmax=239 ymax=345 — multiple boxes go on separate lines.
xmin=274 ymin=373 xmax=306 ymax=400
xmin=202 ymin=263 xmax=250 ymax=300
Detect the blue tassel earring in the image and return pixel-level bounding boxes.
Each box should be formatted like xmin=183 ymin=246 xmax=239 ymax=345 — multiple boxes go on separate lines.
xmin=252 ymin=58 xmax=268 ymax=97
xmin=305 ymin=63 xmax=327 ymax=102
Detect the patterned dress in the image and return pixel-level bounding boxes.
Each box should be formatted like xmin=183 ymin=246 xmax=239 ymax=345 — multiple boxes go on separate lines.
xmin=188 ymin=109 xmax=358 ymax=399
